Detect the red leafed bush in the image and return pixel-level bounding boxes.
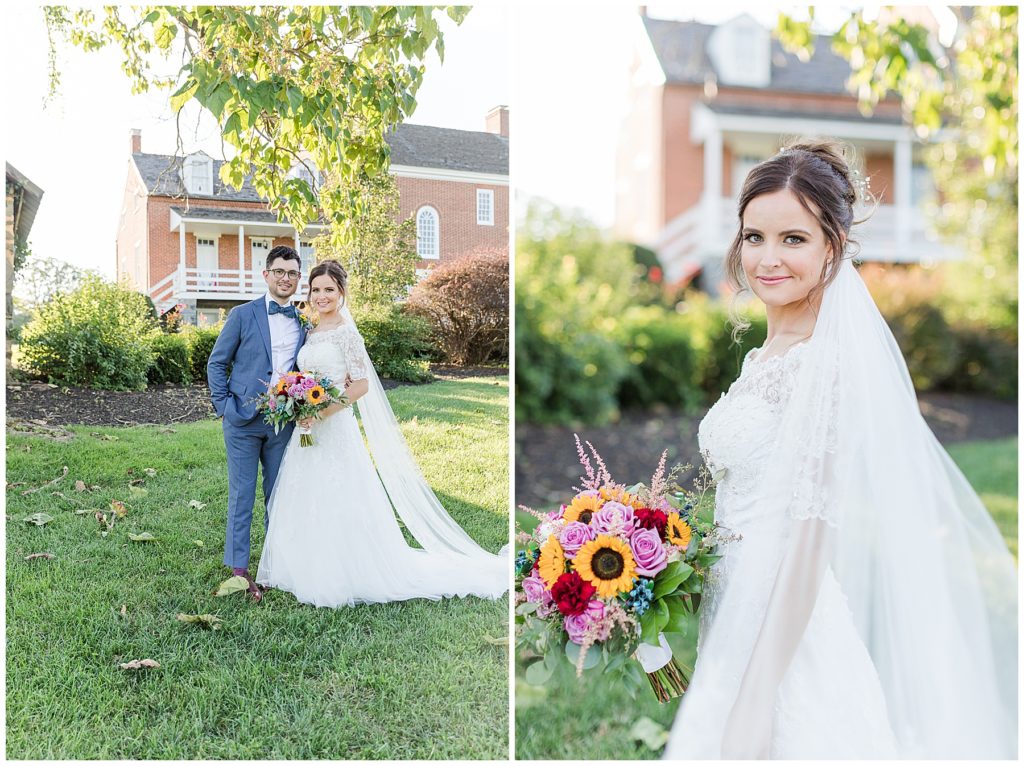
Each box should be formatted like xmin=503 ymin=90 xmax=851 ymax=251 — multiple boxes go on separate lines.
xmin=406 ymin=251 xmax=509 ymax=366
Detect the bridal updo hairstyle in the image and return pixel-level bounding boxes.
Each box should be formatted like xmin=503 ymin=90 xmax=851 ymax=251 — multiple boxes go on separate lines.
xmin=307 ymin=260 xmax=349 ymax=309
xmin=726 ymin=139 xmax=867 ymax=306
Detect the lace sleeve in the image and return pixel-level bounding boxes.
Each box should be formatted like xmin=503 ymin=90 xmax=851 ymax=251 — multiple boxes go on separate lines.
xmin=339 ymin=326 xmax=369 ymax=381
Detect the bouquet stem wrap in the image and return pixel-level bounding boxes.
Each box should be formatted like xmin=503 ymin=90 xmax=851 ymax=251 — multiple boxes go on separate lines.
xmin=636 ymin=632 xmax=688 ymax=703
xmin=298 ymin=423 xmax=313 ymax=447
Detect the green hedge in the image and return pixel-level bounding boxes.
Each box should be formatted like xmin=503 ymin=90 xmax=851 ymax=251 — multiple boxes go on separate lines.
xmin=181 ymin=326 xmax=222 ymax=383
xmin=351 ymin=303 xmax=433 ymax=383
xmin=147 ymin=334 xmax=192 ymax=385
xmin=18 ymin=276 xmax=157 ymax=391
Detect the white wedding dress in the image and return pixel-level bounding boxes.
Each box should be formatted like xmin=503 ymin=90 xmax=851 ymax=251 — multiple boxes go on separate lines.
xmin=664 ymin=343 xmax=898 ymax=759
xmin=256 ymin=324 xmax=507 ymax=608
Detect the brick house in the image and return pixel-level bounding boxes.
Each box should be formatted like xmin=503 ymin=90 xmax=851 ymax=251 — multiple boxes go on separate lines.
xmin=615 ymin=12 xmax=959 ymax=289
xmin=6 ymin=163 xmax=44 ymax=367
xmin=117 ymin=107 xmax=509 ymax=322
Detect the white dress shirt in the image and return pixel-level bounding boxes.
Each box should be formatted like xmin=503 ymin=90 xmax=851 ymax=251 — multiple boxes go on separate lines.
xmin=265 ymin=293 xmax=300 ymax=386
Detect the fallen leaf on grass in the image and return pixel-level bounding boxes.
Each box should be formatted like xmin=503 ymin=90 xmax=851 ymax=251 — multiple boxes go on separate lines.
xmin=75 ymin=480 xmax=87 ymax=492
xmin=119 ymin=658 xmax=160 ymax=671
xmin=176 ymin=613 xmax=224 ymax=630
xmin=128 ymin=532 xmax=157 ymax=542
xmin=128 ymin=485 xmax=148 ymax=498
xmin=6 ymin=482 xmax=26 ymax=489
xmin=143 ymin=468 xmax=157 ymax=478
xmin=110 ymin=500 xmax=128 ymax=518
xmin=24 ymin=553 xmax=55 ymax=561
xmin=23 ymin=513 xmax=54 ymax=526
xmin=158 ymin=428 xmax=176 ymax=434
xmin=90 ymin=433 xmax=120 ymax=441
xmin=50 ymin=491 xmax=71 ymax=501
xmin=188 ymin=500 xmax=207 ymax=511
xmin=119 ymin=604 xmax=127 ymax=618
xmin=74 ymin=508 xmax=100 ymax=515
xmin=96 ymin=512 xmax=115 ymax=536
xmin=128 ymin=479 xmax=145 ymax=487
xmin=214 ymin=575 xmax=250 ymax=597
xmin=483 ymin=635 xmax=509 ymax=647
xmin=192 ymin=540 xmax=205 ymax=548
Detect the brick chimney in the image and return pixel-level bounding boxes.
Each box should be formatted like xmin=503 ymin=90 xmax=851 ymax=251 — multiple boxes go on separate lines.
xmin=485 ymin=106 xmax=509 ymax=138
xmin=130 ymin=128 xmax=142 ymax=154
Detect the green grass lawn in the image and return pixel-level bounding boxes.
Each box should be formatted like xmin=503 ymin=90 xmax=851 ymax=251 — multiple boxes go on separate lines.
xmin=515 ymin=436 xmax=1018 ymax=760
xmin=7 ymin=377 xmax=510 ymax=760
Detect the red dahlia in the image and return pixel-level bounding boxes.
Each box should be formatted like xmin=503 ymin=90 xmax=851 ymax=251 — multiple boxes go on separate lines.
xmin=551 ymin=571 xmax=597 ymax=616
xmin=634 ymin=507 xmax=669 ymax=540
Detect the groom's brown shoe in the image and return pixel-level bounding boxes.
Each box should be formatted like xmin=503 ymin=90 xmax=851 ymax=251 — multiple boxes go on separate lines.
xmin=232 ymin=567 xmax=264 ymax=603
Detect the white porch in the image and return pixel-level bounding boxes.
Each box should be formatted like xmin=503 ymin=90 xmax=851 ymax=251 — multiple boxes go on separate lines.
xmin=150 ymin=207 xmax=324 ymax=312
xmin=656 ymin=103 xmax=961 ymax=286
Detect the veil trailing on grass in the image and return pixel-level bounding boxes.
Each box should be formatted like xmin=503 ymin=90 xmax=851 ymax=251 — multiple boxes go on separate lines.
xmin=749 ymin=258 xmax=1017 ymax=757
xmin=340 ymin=302 xmax=510 ymax=587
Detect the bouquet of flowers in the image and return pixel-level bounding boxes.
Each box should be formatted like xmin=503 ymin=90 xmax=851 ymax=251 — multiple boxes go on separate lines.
xmin=515 ymin=436 xmax=721 ymax=702
xmin=254 ymin=370 xmax=346 ymax=447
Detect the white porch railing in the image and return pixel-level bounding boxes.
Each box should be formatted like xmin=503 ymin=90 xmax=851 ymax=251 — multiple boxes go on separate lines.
xmin=655 ymin=197 xmax=961 ymax=285
xmin=150 ymin=267 xmax=310 ymax=312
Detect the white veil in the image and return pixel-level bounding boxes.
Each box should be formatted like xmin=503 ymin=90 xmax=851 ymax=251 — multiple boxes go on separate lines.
xmin=339 ymin=302 xmax=510 ymax=590
xmin=756 ymin=258 xmax=1017 ymax=757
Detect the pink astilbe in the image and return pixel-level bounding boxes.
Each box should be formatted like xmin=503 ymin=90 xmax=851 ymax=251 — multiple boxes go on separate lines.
xmin=571 ymin=600 xmax=639 ymax=677
xmin=515 ymin=531 xmax=533 ymax=544
xmin=585 ymin=440 xmax=613 ymax=487
xmin=517 ymin=504 xmax=550 ymax=521
xmin=649 ymin=449 xmax=669 ymax=504
xmin=575 ymin=433 xmax=600 ymax=491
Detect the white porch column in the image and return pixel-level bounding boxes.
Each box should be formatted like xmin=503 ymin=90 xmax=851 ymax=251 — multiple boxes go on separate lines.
xmin=178 ymin=220 xmax=186 ymax=292
xmin=894 ymin=137 xmax=913 ymax=251
xmin=238 ymin=224 xmax=245 ymax=291
xmin=702 ymin=127 xmax=724 ymax=253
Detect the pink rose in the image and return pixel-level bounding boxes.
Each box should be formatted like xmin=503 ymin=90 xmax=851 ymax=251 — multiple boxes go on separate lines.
xmin=564 ymin=599 xmax=606 ymax=644
xmin=559 ymin=521 xmax=596 ymax=559
xmin=521 ymin=572 xmax=548 ymax=603
xmin=629 ymin=526 xmax=668 ymax=577
xmin=302 ymin=377 xmax=317 ymax=390
xmin=592 ymin=501 xmax=637 ymax=537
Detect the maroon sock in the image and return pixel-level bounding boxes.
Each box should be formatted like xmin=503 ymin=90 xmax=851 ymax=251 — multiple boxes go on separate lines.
xmin=232 ymin=566 xmax=249 ymax=578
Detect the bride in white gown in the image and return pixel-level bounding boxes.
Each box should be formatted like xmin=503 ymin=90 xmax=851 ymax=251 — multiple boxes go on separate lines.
xmin=256 ymin=260 xmax=508 ymax=607
xmin=663 ymin=142 xmax=1017 ymax=759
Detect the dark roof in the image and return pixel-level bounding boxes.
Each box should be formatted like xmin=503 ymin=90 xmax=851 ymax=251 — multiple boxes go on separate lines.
xmin=387 ymin=122 xmax=508 ymax=174
xmin=6 ymin=163 xmax=45 ymax=243
xmin=642 ymin=16 xmax=859 ymax=95
xmin=704 ymin=102 xmax=904 ymax=125
xmin=133 ymin=123 xmax=508 ymax=200
xmin=169 ymin=205 xmax=327 ymax=225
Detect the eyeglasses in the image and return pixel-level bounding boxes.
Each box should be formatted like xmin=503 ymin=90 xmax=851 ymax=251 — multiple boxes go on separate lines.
xmin=268 ymin=268 xmax=302 ymax=280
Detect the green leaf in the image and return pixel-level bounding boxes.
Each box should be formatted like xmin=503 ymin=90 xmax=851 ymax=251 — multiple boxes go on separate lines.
xmin=128 ymin=485 xmax=148 ymax=498
xmin=663 ymin=595 xmax=690 ymax=635
xmin=170 ymin=78 xmax=199 ymax=113
xmin=515 ymin=601 xmax=538 ymax=616
xmin=629 ymin=715 xmax=670 ymax=750
xmin=153 ymin=20 xmax=177 ymax=50
xmin=206 ymin=82 xmax=232 ymax=119
xmin=128 ymin=532 xmax=157 ymax=542
xmin=639 ymin=607 xmax=658 ymax=645
xmin=23 ymin=513 xmax=54 ymax=526
xmin=524 ymin=659 xmax=553 ymax=686
xmin=176 ymin=613 xmax=224 ymax=630
xmin=654 ymin=597 xmax=670 ymax=633
xmin=652 ymin=561 xmax=693 ymax=599
xmin=214 ymin=575 xmax=250 ymax=597
xmin=565 ymin=640 xmax=601 ymax=670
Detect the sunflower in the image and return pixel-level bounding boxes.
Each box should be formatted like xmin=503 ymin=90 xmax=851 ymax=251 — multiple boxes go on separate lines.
xmin=274 ymin=379 xmax=289 ymax=395
xmin=563 ymin=493 xmax=603 ymax=524
xmin=574 ymin=535 xmax=637 ymax=598
xmin=599 ymin=484 xmax=643 ymax=509
xmin=666 ymin=512 xmax=692 ymax=550
xmin=538 ymin=535 xmax=567 ymax=587
xmin=306 ymin=385 xmax=325 ymax=404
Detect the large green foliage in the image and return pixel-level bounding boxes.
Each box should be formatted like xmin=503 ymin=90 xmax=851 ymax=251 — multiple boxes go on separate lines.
xmin=44 ymin=5 xmax=469 ymax=244
xmin=147 ymin=333 xmax=192 ymax=385
xmin=19 ymin=276 xmax=157 ymax=390
xmin=351 ymin=303 xmax=433 ymax=383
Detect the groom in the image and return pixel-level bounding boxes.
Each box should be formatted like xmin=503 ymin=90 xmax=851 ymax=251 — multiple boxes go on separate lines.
xmin=207 ymin=246 xmax=306 ymax=601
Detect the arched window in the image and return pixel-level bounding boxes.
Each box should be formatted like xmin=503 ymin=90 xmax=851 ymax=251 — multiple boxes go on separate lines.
xmin=416 ymin=206 xmax=439 ymax=259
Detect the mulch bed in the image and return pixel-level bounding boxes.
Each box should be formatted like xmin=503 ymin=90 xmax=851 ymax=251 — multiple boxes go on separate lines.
xmin=516 ymin=392 xmax=1018 ymax=511
xmin=5 ymin=364 xmax=506 ymax=429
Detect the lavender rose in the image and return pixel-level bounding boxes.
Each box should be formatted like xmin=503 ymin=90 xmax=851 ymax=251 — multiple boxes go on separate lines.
xmin=564 ymin=599 xmax=606 ymax=644
xmin=591 ymin=501 xmax=637 ymax=537
xmin=629 ymin=526 xmax=668 ymax=577
xmin=559 ymin=521 xmax=596 ymax=558
xmin=521 ymin=571 xmax=548 ymax=603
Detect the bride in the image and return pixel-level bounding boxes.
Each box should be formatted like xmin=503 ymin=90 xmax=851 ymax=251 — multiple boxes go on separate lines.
xmin=255 ymin=259 xmax=508 ymax=607
xmin=663 ymin=141 xmax=1017 ymax=759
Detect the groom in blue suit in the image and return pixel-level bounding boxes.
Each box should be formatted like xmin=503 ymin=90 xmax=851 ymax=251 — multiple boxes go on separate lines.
xmin=207 ymin=246 xmax=306 ymax=601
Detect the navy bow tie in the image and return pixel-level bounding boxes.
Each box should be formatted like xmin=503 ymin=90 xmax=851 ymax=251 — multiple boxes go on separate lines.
xmin=268 ymin=302 xmax=298 ymax=319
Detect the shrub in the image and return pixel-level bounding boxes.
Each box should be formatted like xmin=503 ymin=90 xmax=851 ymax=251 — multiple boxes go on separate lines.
xmin=614 ymin=306 xmax=703 ymax=411
xmin=147 ymin=333 xmax=192 ymax=385
xmin=945 ymin=323 xmax=1017 ymax=398
xmin=18 ymin=276 xmax=157 ymax=390
xmin=406 ymin=251 xmax=509 ymax=365
xmin=182 ymin=325 xmax=222 ymax=383
xmin=351 ymin=303 xmax=433 ymax=383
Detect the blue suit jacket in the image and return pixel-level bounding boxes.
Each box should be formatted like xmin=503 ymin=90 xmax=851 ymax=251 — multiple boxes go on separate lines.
xmin=207 ymin=297 xmax=306 ymax=425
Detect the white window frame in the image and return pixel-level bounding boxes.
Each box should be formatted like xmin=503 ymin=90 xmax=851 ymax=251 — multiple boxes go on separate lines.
xmin=476 ymin=189 xmax=494 ymax=226
xmin=299 ymin=240 xmax=315 ymax=281
xmin=183 ymin=153 xmax=213 ymax=195
xmin=416 ymin=206 xmax=440 ymax=260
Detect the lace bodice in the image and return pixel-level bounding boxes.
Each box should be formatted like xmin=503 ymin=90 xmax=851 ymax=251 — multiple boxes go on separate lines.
xmin=698 ymin=343 xmax=808 ymax=531
xmin=296 ymin=324 xmax=369 ymax=384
